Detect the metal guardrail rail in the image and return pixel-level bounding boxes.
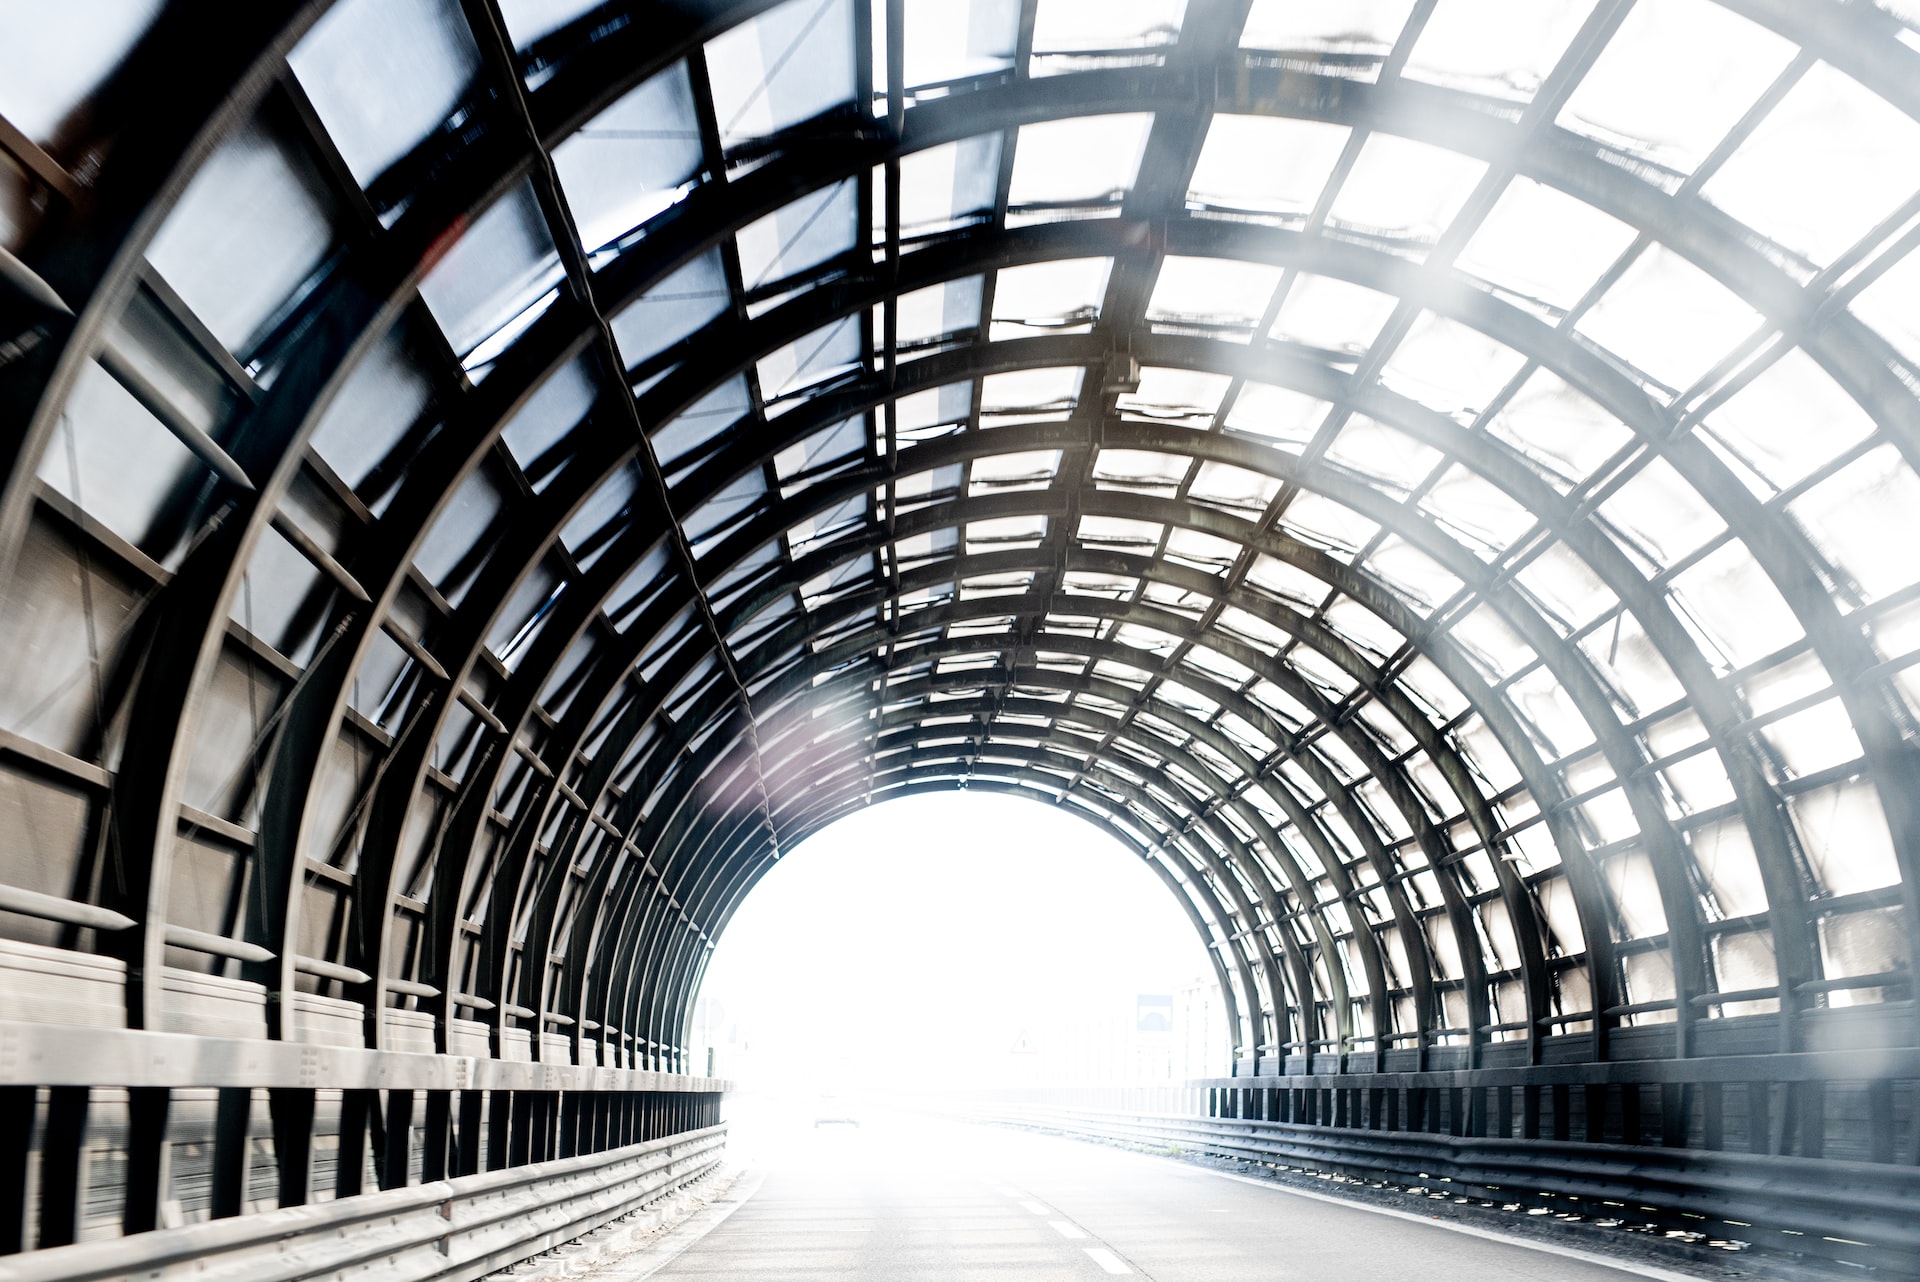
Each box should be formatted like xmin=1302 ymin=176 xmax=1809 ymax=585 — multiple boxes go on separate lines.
xmin=982 ymin=1106 xmax=1920 ymax=1278
xmin=0 ymin=1123 xmax=727 ymax=1282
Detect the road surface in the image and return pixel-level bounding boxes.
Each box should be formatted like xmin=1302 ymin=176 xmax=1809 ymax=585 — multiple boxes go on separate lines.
xmin=633 ymin=1105 xmax=1664 ymax=1281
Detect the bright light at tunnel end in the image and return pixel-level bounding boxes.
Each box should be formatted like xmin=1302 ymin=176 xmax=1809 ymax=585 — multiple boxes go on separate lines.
xmin=691 ymin=792 xmax=1230 ymax=1095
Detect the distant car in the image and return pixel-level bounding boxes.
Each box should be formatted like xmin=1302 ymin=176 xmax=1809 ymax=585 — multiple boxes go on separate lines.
xmin=813 ymin=1093 xmax=861 ymax=1127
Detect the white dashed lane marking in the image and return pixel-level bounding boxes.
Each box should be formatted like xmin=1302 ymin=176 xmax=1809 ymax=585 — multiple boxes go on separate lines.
xmin=1020 ymin=1199 xmax=1052 ymax=1215
xmin=1084 ymin=1246 xmax=1133 ymax=1274
xmin=1048 ymin=1220 xmax=1087 ymax=1239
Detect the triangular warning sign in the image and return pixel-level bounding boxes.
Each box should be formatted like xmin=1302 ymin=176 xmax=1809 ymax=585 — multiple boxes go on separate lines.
xmin=1009 ymin=1029 xmax=1035 ymax=1054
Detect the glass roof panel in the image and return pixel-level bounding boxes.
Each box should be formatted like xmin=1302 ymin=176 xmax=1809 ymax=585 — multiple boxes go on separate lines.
xmin=553 ymin=61 xmax=704 ymax=254
xmin=1574 ymin=244 xmax=1764 ymax=395
xmin=289 ymin=0 xmax=478 ymax=190
xmin=144 ymin=119 xmax=335 ymax=356
xmin=611 ymin=248 xmax=732 ymax=370
xmin=1240 ymin=0 xmax=1416 ymax=55
xmin=902 ymin=0 xmax=1021 ymax=89
xmin=981 ymin=366 xmax=1083 ymax=423
xmin=737 ymin=179 xmax=859 ymax=292
xmin=895 ymin=383 xmax=974 ymax=436
xmin=1702 ymin=60 xmax=1920 ymax=268
xmin=1187 ymin=114 xmax=1348 ymax=215
xmin=970 ymin=449 xmax=1062 ymax=492
xmin=1485 ymin=369 xmax=1633 ymax=490
xmin=307 ymin=325 xmax=432 ymax=489
xmin=1190 ymin=462 xmax=1281 ymax=514
xmin=893 ymin=135 xmax=1004 ymax=237
xmin=1093 ymin=448 xmax=1186 ymax=493
xmin=560 ymin=464 xmax=640 ymax=563
xmin=1402 ymin=0 xmax=1595 ymax=100
xmin=1031 ymin=0 xmax=1187 ymax=53
xmin=1324 ymin=417 xmax=1442 ymax=497
xmin=1007 ymin=113 xmax=1155 ymax=210
xmin=896 ymin=275 xmax=984 ymax=347
xmin=1279 ymin=493 xmax=1377 ymax=558
xmin=1226 ymin=381 xmax=1331 ymax=448
xmin=419 ymin=181 xmax=562 ymax=363
xmin=1147 ymin=256 xmax=1283 ymax=337
xmin=1166 ymin=529 xmax=1241 ymax=573
xmin=1513 ymin=541 xmax=1615 ymax=633
xmin=651 ymin=376 xmax=750 ymax=471
xmin=1668 ymin=538 xmax=1803 ymax=668
xmin=1116 ymin=367 xmax=1232 ymax=425
xmin=705 ymin=0 xmax=857 ymax=152
xmin=1699 ymin=348 xmax=1877 ymax=494
xmin=1455 ymin=177 xmax=1639 ymax=313
xmin=1849 ymin=242 xmax=1920 ymax=367
xmin=1327 ymin=133 xmax=1488 ymax=245
xmin=991 ymin=258 xmax=1111 ymax=338
xmin=501 ymin=355 xmax=597 ymax=475
xmin=1597 ymin=456 xmax=1727 ymax=571
xmin=39 ymin=362 xmax=201 ymax=554
xmin=1419 ymin=465 xmax=1538 ymax=558
xmin=1788 ymin=446 xmax=1920 ymax=605
xmin=1555 ymin=0 xmax=1799 ymax=175
xmin=1269 ymin=273 xmax=1398 ymax=356
xmin=496 ymin=0 xmax=599 ymax=47
xmin=759 ymin=316 xmax=865 ymax=408
xmin=1378 ymin=311 xmax=1528 ymax=421
xmin=0 ymin=0 xmax=164 ymax=145
xmin=684 ymin=469 xmax=769 ymax=547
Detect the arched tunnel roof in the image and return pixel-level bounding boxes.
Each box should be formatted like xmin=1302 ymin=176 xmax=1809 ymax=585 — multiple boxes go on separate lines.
xmin=2 ymin=0 xmax=1919 ymax=1072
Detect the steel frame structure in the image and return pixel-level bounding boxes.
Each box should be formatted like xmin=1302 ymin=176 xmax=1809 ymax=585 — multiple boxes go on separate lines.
xmin=4 ymin=0 xmax=1920 ymax=1255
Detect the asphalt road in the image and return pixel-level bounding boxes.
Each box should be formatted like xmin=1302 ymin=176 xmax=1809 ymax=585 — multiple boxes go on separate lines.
xmin=638 ymin=1106 xmax=1660 ymax=1281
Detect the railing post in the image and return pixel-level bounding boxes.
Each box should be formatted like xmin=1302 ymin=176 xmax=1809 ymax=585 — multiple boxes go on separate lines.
xmin=1798 ymin=1082 xmax=1824 ymax=1158
xmin=488 ymin=1090 xmax=512 ymax=1171
xmin=268 ymin=1087 xmax=314 ymax=1208
xmin=456 ymin=1089 xmax=485 ymax=1176
xmin=1583 ymin=1084 xmax=1608 ymax=1144
xmin=1702 ymin=1082 xmax=1723 ymax=1150
xmin=38 ymin=1086 xmax=88 ymax=1246
xmin=560 ymin=1092 xmax=581 ymax=1158
xmin=1867 ymin=1080 xmax=1894 ymax=1164
xmin=381 ymin=1089 xmax=414 ymax=1189
xmin=424 ymin=1090 xmax=451 ymax=1181
xmin=1748 ymin=1081 xmax=1771 ymax=1154
xmin=210 ymin=1087 xmax=252 ymax=1218
xmin=123 ymin=1087 xmax=170 ymax=1235
xmin=509 ymin=1091 xmax=533 ymax=1167
xmin=337 ymin=1089 xmax=372 ymax=1198
xmin=0 ymin=1086 xmax=31 ymax=1253
xmin=1659 ymin=1084 xmax=1689 ymax=1149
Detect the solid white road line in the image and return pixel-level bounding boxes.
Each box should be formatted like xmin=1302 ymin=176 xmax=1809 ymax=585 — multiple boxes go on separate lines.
xmin=1048 ymin=1220 xmax=1087 ymax=1239
xmin=1020 ymin=1199 xmax=1052 ymax=1215
xmin=1201 ymin=1168 xmax=1706 ymax=1282
xmin=1083 ymin=1247 xmax=1132 ymax=1274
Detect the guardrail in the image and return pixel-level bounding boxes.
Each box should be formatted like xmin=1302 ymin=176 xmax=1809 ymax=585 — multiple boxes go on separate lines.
xmin=980 ymin=1105 xmax=1920 ymax=1279
xmin=0 ymin=1123 xmax=727 ymax=1282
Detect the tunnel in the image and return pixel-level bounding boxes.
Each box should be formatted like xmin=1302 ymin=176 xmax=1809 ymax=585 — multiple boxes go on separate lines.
xmin=1 ymin=0 xmax=1919 ymax=1277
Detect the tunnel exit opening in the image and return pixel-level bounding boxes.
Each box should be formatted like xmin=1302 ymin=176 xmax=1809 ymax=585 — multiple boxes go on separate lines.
xmin=688 ymin=791 xmax=1232 ymax=1103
